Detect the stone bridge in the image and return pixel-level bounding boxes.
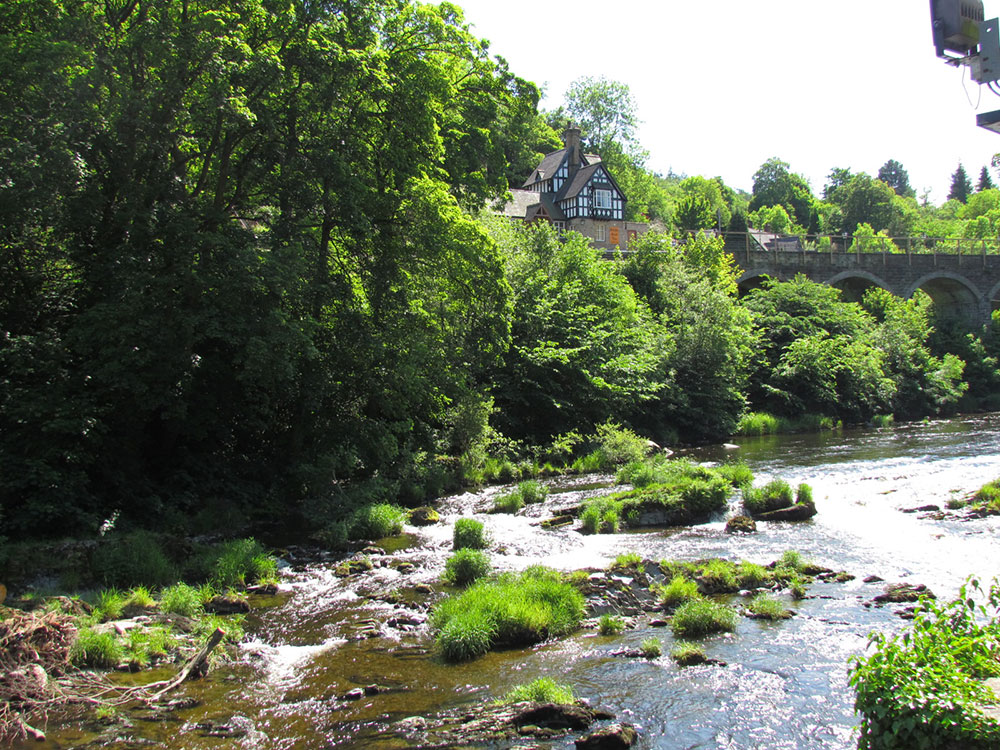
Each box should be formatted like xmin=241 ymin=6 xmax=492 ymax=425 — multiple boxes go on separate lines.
xmin=733 ymin=245 xmax=1000 ymax=326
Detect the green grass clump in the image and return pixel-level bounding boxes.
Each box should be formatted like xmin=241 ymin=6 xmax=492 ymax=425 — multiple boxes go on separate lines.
xmin=453 ymin=518 xmax=489 ymax=550
xmin=670 ymin=641 xmax=706 ymax=665
xmin=443 ymin=549 xmax=492 ymax=587
xmin=871 ymin=414 xmax=895 ymax=428
xmin=796 ymin=483 xmax=813 ymax=504
xmin=736 ymin=412 xmax=780 ymax=436
xmin=972 ymin=479 xmax=1000 ymax=513
xmin=580 ymin=497 xmax=620 ymax=534
xmin=71 ymin=627 xmax=124 ymax=668
xmin=745 ymin=594 xmax=791 ymax=620
xmin=491 ymin=491 xmax=524 ymax=514
xmin=124 ymin=625 xmax=175 ymax=667
xmin=94 ymin=588 xmax=126 ymax=621
xmin=640 ymin=637 xmax=662 ymax=659
xmin=736 ymin=562 xmax=769 ymax=589
xmin=657 ymin=575 xmax=701 ymax=608
xmin=159 ymin=582 xmax=203 ymax=618
xmin=743 ymin=478 xmax=793 ymax=515
xmin=349 ymin=503 xmax=408 ymax=541
xmin=518 ymin=480 xmax=549 ymax=504
xmin=213 ymin=538 xmax=277 ymax=587
xmin=610 ymin=552 xmax=642 ymax=569
xmin=777 ymin=549 xmax=809 ymax=574
xmin=598 ymin=613 xmax=625 ymax=635
xmin=501 ymin=677 xmax=574 ymax=705
xmin=430 ymin=567 xmax=585 ymax=661
xmin=788 ymin=575 xmax=808 ymax=600
xmin=697 ymin=559 xmax=739 ymax=593
xmin=670 ymin=599 xmax=737 ymax=639
xmin=717 ymin=461 xmax=754 ymax=489
xmin=124 ymin=586 xmax=156 ymax=609
xmin=591 ymin=421 xmax=649 ymax=470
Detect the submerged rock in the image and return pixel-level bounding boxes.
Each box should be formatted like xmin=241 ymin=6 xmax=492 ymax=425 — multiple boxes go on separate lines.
xmin=873 ymin=583 xmax=935 ymax=604
xmin=575 ymin=723 xmax=638 ymax=749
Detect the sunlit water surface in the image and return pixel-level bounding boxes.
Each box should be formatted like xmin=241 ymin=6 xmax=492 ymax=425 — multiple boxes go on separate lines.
xmin=34 ymin=415 xmax=1000 ymax=750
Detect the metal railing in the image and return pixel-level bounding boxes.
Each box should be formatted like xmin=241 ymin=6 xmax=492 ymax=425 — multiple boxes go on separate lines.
xmin=718 ymin=231 xmax=1000 ymax=257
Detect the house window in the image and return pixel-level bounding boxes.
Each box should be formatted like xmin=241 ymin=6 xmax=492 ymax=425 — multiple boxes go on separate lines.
xmin=594 ymin=189 xmax=612 ymax=209
xmin=609 ymin=226 xmax=620 ymax=245
xmin=595 ymin=224 xmax=607 ymax=242
xmin=552 ymin=220 xmax=566 ymax=233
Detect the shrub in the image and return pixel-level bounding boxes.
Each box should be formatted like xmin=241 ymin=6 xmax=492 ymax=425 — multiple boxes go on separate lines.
xmin=639 ymin=637 xmax=662 ymax=659
xmin=580 ymin=497 xmax=620 ymax=534
xmin=453 ymin=518 xmax=489 ymax=550
xmin=745 ymin=594 xmax=791 ymax=620
xmin=124 ymin=586 xmax=155 ymax=609
xmin=973 ymin=479 xmax=1000 ymax=513
xmin=519 ymin=480 xmax=548 ymax=504
xmin=598 ymin=614 xmax=625 ymax=635
xmin=796 ymin=483 xmax=813 ymax=505
xmin=443 ymin=549 xmax=491 ymax=587
xmin=593 ymin=421 xmax=649 ymax=469
xmin=718 ymin=461 xmax=754 ymax=489
xmin=657 ymin=575 xmax=701 ymax=608
xmin=788 ymin=575 xmax=808 ymax=600
xmin=214 ymin=538 xmax=277 ymax=587
xmin=159 ymin=582 xmax=203 ymax=618
xmin=349 ymin=503 xmax=407 ymax=541
xmin=670 ymin=599 xmax=737 ymax=639
xmin=91 ymin=531 xmax=176 ymax=588
xmin=430 ymin=567 xmax=585 ymax=661
xmin=125 ymin=625 xmax=174 ymax=667
xmin=501 ymin=677 xmax=574 ymax=705
xmin=71 ymin=627 xmax=124 ymax=668
xmin=850 ymin=578 xmax=1000 ymax=749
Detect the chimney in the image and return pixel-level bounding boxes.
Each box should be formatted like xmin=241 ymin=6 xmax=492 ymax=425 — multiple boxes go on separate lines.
xmin=562 ymin=124 xmax=583 ymax=170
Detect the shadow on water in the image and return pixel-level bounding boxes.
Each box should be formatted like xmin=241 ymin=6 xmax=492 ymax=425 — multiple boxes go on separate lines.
xmin=29 ymin=414 xmax=1000 ymax=750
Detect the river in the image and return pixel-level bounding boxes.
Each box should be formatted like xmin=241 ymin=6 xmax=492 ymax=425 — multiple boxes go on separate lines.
xmin=35 ymin=414 xmax=1000 ymax=749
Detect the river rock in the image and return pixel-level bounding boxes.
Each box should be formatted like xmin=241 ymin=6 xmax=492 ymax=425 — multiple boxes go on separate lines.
xmin=205 ymin=594 xmax=251 ymax=614
xmin=515 ymin=703 xmax=595 ymax=731
xmin=409 ymin=507 xmax=440 ymax=526
xmin=756 ymin=499 xmax=817 ymax=522
xmin=901 ymin=504 xmax=940 ymax=513
xmin=575 ymin=723 xmax=638 ymax=749
xmin=725 ymin=515 xmax=757 ymax=534
xmin=873 ymin=583 xmax=935 ymax=603
xmin=541 ymin=515 xmax=575 ymax=529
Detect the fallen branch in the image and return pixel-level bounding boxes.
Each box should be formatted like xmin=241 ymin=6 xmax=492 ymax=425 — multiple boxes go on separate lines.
xmin=144 ymin=627 xmax=225 ymax=703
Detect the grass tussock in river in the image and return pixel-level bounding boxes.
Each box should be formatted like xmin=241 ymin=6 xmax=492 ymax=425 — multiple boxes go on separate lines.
xmin=430 ymin=566 xmax=585 ymax=662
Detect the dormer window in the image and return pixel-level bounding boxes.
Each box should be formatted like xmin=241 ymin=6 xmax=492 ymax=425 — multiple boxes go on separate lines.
xmin=594 ymin=189 xmax=612 ymax=209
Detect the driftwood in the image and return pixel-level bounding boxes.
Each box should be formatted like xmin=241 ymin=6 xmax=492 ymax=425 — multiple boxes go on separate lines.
xmin=144 ymin=627 xmax=225 ymax=703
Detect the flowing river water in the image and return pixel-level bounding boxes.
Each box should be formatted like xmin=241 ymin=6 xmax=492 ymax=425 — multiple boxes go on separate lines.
xmin=35 ymin=414 xmax=1000 ymax=750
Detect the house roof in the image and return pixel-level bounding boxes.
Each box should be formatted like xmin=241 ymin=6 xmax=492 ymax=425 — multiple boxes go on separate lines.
xmin=522 ymin=148 xmax=602 ymax=189
xmin=558 ymin=162 xmax=603 ymax=201
xmin=499 ymin=188 xmax=539 ymax=219
xmin=524 ymin=193 xmax=566 ymax=223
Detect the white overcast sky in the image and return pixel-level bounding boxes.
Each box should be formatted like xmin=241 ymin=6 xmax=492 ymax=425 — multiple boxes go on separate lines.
xmin=454 ymin=0 xmax=1000 ymax=204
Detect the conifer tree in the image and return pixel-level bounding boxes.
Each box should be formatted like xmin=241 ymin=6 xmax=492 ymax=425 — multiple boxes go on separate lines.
xmin=948 ymin=163 xmax=973 ymax=203
xmin=978 ymin=165 xmax=996 ymax=192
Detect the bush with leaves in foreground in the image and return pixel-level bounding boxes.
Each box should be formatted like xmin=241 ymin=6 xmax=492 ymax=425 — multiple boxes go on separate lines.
xmin=430 ymin=566 xmax=585 ymax=661
xmin=453 ymin=518 xmax=489 ymax=550
xmin=850 ymin=577 xmax=1000 ymax=749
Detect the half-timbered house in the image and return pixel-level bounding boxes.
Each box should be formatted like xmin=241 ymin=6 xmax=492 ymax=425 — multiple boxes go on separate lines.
xmin=502 ymin=125 xmax=649 ymax=250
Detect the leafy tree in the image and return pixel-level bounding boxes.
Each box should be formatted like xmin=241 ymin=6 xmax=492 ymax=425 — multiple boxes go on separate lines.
xmin=877 ymin=159 xmax=915 ymax=198
xmin=949 ymin=163 xmax=974 ymax=203
xmin=564 ymin=75 xmax=639 ymax=148
xmin=489 ymin=222 xmax=669 ymax=442
xmin=674 ymin=195 xmax=715 ymax=231
xmin=978 ymin=165 xmax=996 ymax=192
xmin=749 ymin=204 xmax=795 ymax=234
xmin=621 ymin=232 xmax=754 ymax=439
xmin=839 ymin=174 xmax=904 ymax=235
xmin=824 ymin=167 xmax=854 ymax=202
xmin=740 ymin=276 xmax=894 ymax=421
xmin=0 ymin=0 xmax=528 ymax=536
xmin=749 ymin=157 xmax=815 ymax=229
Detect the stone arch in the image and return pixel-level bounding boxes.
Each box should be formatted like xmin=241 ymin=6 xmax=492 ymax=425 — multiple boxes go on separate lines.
xmin=905 ymin=272 xmax=983 ymax=325
xmin=737 ymin=270 xmax=777 ymax=297
xmin=824 ymin=270 xmax=891 ymax=304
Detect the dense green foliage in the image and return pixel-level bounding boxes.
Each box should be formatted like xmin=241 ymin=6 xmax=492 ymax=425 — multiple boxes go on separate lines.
xmin=453 ymin=518 xmax=488 ymax=551
xmin=500 ymin=678 xmax=574 ymax=705
xmin=851 ymin=578 xmax=1000 ymax=749
xmin=430 ymin=566 xmax=585 ymax=661
xmin=670 ymin=599 xmax=737 ymax=639
xmin=443 ymin=548 xmax=491 ymax=586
